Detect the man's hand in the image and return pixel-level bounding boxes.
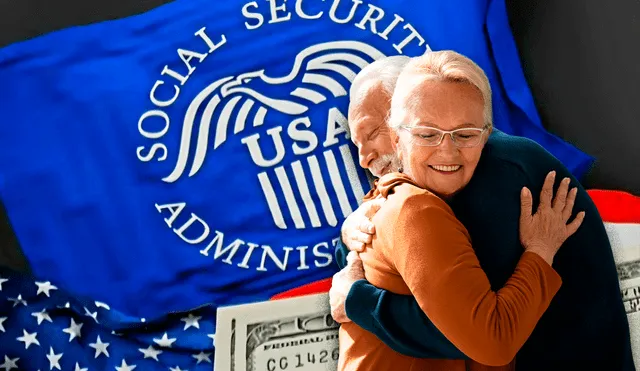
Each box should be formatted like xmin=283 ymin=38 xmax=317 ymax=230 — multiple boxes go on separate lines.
xmin=341 ymin=198 xmax=386 ymax=252
xmin=330 ymin=251 xmax=365 ymax=323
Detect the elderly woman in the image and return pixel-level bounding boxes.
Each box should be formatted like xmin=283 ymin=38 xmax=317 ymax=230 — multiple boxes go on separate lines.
xmin=337 ymin=51 xmax=586 ymax=371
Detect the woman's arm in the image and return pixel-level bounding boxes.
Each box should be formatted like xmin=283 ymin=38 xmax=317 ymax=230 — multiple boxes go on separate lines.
xmin=387 ymin=193 xmax=562 ymax=366
xmin=334 ymin=237 xmax=467 ymax=358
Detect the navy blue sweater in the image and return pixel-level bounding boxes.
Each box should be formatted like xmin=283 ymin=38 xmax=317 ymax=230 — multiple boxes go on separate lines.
xmin=335 ymin=131 xmax=634 ymax=371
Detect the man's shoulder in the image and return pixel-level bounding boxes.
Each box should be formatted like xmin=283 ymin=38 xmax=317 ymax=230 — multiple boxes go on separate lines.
xmin=474 ymin=130 xmax=567 ymax=185
xmin=455 ymin=131 xmax=569 ymax=207
xmin=483 ymin=131 xmax=558 ymax=171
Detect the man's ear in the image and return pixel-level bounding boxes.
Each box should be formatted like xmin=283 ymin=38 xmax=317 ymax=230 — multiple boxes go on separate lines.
xmin=389 ymin=129 xmax=400 ymax=151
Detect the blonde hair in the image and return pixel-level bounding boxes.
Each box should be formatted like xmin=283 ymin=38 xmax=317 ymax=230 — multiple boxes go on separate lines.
xmin=388 ymin=50 xmax=493 ymax=130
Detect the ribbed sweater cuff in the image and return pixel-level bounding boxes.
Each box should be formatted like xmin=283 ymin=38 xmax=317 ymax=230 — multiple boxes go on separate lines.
xmin=345 ymin=279 xmax=381 ymax=329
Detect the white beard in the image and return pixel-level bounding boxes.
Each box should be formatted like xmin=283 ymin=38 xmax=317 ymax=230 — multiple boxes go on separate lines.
xmin=370 ymin=153 xmax=399 ymax=178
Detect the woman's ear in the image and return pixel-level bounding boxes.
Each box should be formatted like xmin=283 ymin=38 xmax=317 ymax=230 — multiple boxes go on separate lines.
xmin=483 ymin=125 xmax=493 ymax=144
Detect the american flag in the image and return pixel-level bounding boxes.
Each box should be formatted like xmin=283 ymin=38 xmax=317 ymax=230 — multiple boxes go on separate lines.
xmin=0 ymin=267 xmax=215 ymax=371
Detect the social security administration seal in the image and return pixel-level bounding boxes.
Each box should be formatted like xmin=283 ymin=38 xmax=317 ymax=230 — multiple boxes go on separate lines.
xmin=134 ymin=0 xmax=432 ymax=304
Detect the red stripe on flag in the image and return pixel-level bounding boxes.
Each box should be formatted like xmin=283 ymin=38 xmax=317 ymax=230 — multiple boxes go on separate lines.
xmin=270 ymin=278 xmax=332 ymax=300
xmin=587 ymin=190 xmax=640 ymax=223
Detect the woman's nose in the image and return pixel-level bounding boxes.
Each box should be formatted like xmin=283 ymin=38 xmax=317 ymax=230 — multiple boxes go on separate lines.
xmin=438 ymin=134 xmax=458 ymax=151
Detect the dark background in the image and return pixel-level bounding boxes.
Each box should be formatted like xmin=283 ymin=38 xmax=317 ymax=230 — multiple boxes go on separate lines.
xmin=1 ymin=0 xmax=639 ymax=273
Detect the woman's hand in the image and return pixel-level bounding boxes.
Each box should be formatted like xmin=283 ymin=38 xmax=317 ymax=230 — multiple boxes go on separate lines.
xmin=519 ymin=171 xmax=586 ymax=265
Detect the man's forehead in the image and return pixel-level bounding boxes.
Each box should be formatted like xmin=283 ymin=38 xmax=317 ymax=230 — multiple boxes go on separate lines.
xmin=351 ymin=102 xmax=386 ymax=132
xmin=351 ymin=113 xmax=380 ymax=138
xmin=359 ymin=80 xmax=388 ymax=102
xmin=352 ymin=85 xmax=389 ymax=117
xmin=349 ymin=79 xmax=391 ymax=136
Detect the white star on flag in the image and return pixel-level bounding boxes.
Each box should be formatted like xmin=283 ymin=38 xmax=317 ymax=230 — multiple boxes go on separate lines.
xmin=115 ymin=359 xmax=136 ymax=371
xmin=8 ymin=294 xmax=27 ymax=307
xmin=0 ymin=264 xmax=221 ymax=370
xmin=16 ymin=329 xmax=40 ymax=349
xmin=180 ymin=313 xmax=201 ymax=330
xmin=84 ymin=307 xmax=99 ymax=323
xmin=46 ymin=347 xmax=63 ymax=370
xmin=35 ymin=281 xmax=58 ymax=297
xmin=153 ymin=332 xmax=177 ymax=348
xmin=31 ymin=309 xmax=53 ymax=325
xmin=192 ymin=351 xmax=211 ymax=364
xmin=89 ymin=335 xmax=110 ymax=358
xmin=139 ymin=345 xmax=162 ymax=361
xmin=0 ymin=355 xmax=18 ymax=371
xmin=0 ymin=278 xmax=8 ymax=291
xmin=62 ymin=318 xmax=83 ymax=342
xmin=207 ymin=333 xmax=215 ymax=346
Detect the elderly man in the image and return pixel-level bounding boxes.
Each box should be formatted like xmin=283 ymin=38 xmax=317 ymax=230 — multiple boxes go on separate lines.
xmin=331 ymin=55 xmax=634 ymax=370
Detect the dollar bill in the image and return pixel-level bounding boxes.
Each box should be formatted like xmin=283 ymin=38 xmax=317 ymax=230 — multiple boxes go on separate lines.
xmin=215 ymin=293 xmax=339 ymax=371
xmin=607 ymin=223 xmax=640 ymax=313
xmin=606 ymin=223 xmax=640 ymax=370
xmin=214 ymin=314 xmax=236 ymax=371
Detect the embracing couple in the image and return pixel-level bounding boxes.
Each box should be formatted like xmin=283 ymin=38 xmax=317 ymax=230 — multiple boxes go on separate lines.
xmin=330 ymin=51 xmax=635 ymax=370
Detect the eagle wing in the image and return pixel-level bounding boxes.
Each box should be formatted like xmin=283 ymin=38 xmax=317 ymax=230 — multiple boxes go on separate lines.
xmin=162 ymin=41 xmax=386 ymax=183
xmin=273 ymin=40 xmax=387 ymax=104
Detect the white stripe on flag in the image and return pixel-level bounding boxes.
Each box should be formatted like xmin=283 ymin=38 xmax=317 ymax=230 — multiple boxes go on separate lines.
xmin=324 ymin=150 xmax=353 ymax=218
xmin=308 ymin=156 xmax=338 ymax=227
xmin=291 ymin=160 xmax=322 ymax=228
xmin=257 ymin=172 xmax=287 ymax=229
xmin=275 ymin=166 xmax=305 ymax=229
xmin=339 ymin=144 xmax=365 ymax=205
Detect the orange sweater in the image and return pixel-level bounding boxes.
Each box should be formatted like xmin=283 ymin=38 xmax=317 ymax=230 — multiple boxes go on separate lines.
xmin=338 ymin=173 xmax=563 ymax=371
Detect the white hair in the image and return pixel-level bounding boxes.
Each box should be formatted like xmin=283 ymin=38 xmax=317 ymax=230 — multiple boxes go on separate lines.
xmin=346 ymin=56 xmax=411 ymax=132
xmin=350 ymin=55 xmax=411 ymax=102
xmin=388 ymin=50 xmax=493 ymax=131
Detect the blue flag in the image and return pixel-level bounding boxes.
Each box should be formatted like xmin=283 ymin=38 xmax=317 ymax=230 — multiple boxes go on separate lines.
xmin=0 ymin=0 xmax=594 ymax=319
xmin=0 ymin=267 xmax=215 ymax=370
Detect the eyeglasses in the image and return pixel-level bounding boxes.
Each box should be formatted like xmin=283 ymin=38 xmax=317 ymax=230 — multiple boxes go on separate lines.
xmin=399 ymin=125 xmax=489 ymax=148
